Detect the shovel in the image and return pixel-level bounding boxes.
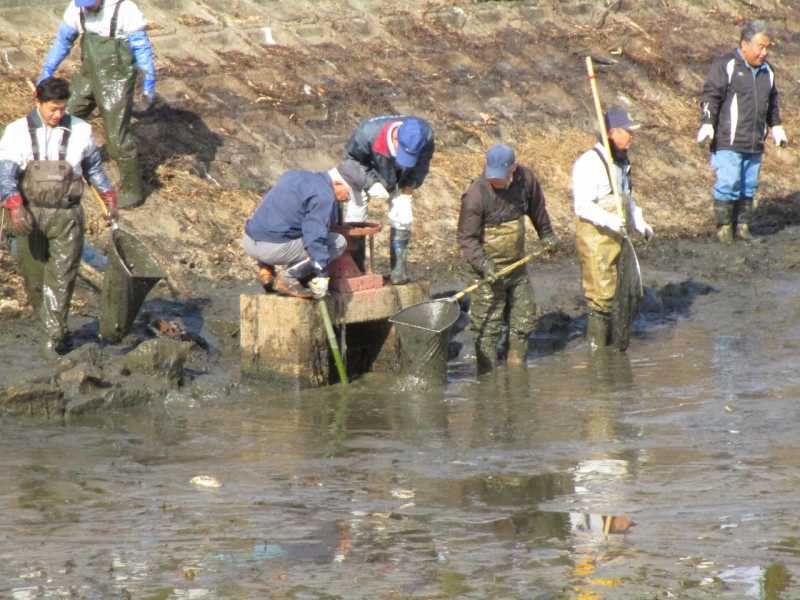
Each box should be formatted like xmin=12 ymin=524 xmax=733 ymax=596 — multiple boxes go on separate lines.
xmin=449 ymin=250 xmax=545 ymax=303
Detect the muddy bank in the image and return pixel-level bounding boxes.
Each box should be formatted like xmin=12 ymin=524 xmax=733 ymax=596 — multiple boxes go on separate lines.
xmin=2 ymin=0 xmax=800 ymax=308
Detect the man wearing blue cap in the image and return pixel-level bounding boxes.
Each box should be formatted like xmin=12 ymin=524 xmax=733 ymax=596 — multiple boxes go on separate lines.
xmin=572 ymin=107 xmax=653 ymax=350
xmin=458 ymin=144 xmax=559 ymax=374
xmin=343 ymin=115 xmax=435 ymax=284
xmin=38 ymin=0 xmax=157 ymax=209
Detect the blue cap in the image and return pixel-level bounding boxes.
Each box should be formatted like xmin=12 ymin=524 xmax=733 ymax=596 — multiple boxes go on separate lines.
xmin=605 ymin=106 xmax=640 ymax=132
xmin=396 ymin=118 xmax=428 ymax=168
xmin=485 ymin=144 xmax=516 ymax=179
xmin=75 ymin=0 xmax=98 ymax=6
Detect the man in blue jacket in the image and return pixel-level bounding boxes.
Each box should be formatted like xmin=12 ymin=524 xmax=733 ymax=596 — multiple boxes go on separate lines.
xmin=38 ymin=0 xmax=157 ymax=210
xmin=344 ymin=115 xmax=434 ymax=284
xmin=241 ymin=160 xmax=367 ymax=299
xmin=697 ymin=20 xmax=787 ymax=243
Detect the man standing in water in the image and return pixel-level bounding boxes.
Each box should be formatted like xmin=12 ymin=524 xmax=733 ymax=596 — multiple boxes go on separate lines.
xmin=38 ymin=0 xmax=157 ymax=209
xmin=572 ymin=107 xmax=653 ymax=350
xmin=343 ymin=115 xmax=434 ymax=284
xmin=697 ymin=20 xmax=786 ymax=243
xmin=0 ymin=77 xmax=117 ymax=355
xmin=458 ymin=144 xmax=558 ymax=374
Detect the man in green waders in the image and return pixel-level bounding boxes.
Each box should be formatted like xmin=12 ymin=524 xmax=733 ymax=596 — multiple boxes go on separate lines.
xmin=0 ymin=77 xmax=117 ymax=355
xmin=38 ymin=0 xmax=156 ymax=209
xmin=458 ymin=144 xmax=559 ymax=374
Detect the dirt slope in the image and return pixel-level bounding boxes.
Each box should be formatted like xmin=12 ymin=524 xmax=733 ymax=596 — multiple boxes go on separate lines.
xmin=2 ymin=0 xmax=800 ymax=308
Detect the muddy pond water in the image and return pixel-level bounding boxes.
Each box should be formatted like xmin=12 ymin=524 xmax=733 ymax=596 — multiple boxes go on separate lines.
xmin=1 ymin=271 xmax=799 ymax=599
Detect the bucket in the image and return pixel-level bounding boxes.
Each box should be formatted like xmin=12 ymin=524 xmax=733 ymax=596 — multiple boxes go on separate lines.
xmin=99 ymin=229 xmax=165 ymax=342
xmin=389 ymin=300 xmax=461 ymax=384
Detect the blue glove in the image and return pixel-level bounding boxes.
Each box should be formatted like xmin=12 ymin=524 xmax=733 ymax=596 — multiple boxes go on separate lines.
xmin=128 ymin=30 xmax=156 ymax=97
xmin=38 ymin=23 xmax=79 ymax=83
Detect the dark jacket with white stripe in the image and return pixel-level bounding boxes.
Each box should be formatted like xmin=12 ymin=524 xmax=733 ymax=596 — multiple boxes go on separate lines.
xmin=700 ymin=49 xmax=781 ymax=154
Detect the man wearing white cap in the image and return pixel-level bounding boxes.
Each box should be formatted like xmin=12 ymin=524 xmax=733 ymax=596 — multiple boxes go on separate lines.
xmin=241 ymin=160 xmax=367 ymax=299
xmin=458 ymin=144 xmax=558 ymax=374
xmin=572 ymin=107 xmax=653 ymax=349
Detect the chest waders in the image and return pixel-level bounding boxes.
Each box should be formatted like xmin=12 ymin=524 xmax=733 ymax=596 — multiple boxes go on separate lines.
xmin=67 ymin=2 xmax=143 ymax=208
xmin=16 ymin=115 xmax=85 ymax=346
xmin=576 ymin=150 xmax=640 ymax=350
xmin=470 ymin=180 xmax=538 ymax=374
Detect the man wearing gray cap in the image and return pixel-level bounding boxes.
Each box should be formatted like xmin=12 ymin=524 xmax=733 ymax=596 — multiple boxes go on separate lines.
xmin=241 ymin=160 xmax=367 ymax=299
xmin=572 ymin=107 xmax=653 ymax=349
xmin=458 ymin=144 xmax=559 ymax=374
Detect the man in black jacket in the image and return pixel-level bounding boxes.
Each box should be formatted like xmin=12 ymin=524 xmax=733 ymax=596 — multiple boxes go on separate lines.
xmin=698 ymin=20 xmax=787 ymax=243
xmin=344 ymin=115 xmax=434 ymax=284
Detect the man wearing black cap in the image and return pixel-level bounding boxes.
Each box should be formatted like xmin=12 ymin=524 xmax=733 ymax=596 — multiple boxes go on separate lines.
xmin=572 ymin=107 xmax=653 ymax=350
xmin=458 ymin=144 xmax=559 ymax=374
xmin=241 ymin=160 xmax=367 ymax=299
xmin=343 ymin=115 xmax=435 ymax=284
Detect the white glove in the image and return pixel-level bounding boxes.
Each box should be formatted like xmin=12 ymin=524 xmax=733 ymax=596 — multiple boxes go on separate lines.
xmin=343 ymin=189 xmax=368 ymax=223
xmin=388 ymin=193 xmax=413 ymax=230
xmin=696 ymin=124 xmax=714 ymax=145
xmin=772 ymin=125 xmax=788 ymax=147
xmin=630 ymin=204 xmax=653 ymax=240
xmin=366 ymin=182 xmax=390 ymax=200
xmin=308 ymin=276 xmax=330 ymax=299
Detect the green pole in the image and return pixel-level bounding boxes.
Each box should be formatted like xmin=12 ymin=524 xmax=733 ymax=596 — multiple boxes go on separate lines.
xmin=318 ymin=300 xmax=348 ymax=385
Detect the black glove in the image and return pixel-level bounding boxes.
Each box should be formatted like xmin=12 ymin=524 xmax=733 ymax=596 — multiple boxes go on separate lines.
xmin=480 ymin=259 xmax=497 ymax=284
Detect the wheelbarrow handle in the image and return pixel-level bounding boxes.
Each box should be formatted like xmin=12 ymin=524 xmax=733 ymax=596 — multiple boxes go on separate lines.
xmin=451 ymin=249 xmax=546 ymax=302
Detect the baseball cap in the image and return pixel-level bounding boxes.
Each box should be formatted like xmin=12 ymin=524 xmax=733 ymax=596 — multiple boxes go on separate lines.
xmin=396 ymin=118 xmax=428 ymax=168
xmin=485 ymin=144 xmax=516 ymax=179
xmin=335 ymin=159 xmax=368 ymax=193
xmin=75 ymin=0 xmax=98 ymax=7
xmin=605 ymin=106 xmax=640 ymax=132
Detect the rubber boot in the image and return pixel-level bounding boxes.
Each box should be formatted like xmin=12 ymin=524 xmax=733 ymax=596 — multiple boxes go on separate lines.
xmin=117 ymin=157 xmax=145 ymax=210
xmin=390 ymin=228 xmax=412 ymax=285
xmin=714 ymin=201 xmax=734 ymax=244
xmin=587 ymin=310 xmax=611 ymax=351
xmin=735 ymin=198 xmax=753 ymax=241
xmin=275 ymin=258 xmax=315 ymax=299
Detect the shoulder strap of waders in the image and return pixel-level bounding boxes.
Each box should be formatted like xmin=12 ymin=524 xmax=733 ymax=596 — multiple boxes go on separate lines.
xmin=591 ymin=147 xmax=633 ymax=194
xmin=26 ymin=114 xmax=40 ymax=161
xmin=109 ymin=0 xmax=122 ymax=38
xmin=57 ymin=116 xmax=72 ymax=161
xmin=79 ymin=8 xmax=85 ymax=32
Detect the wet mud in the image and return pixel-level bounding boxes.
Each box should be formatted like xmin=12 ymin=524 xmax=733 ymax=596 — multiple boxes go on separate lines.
xmin=3 ymin=231 xmax=800 ymax=597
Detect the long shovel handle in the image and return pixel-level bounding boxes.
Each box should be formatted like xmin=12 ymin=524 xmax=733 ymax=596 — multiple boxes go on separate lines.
xmin=318 ymin=300 xmax=348 ymax=385
xmin=585 ymin=56 xmax=627 ymax=228
xmin=451 ymin=250 xmax=544 ymax=302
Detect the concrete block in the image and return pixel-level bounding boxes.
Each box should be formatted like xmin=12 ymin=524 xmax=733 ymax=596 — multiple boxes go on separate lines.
xmin=240 ymin=281 xmax=430 ymax=386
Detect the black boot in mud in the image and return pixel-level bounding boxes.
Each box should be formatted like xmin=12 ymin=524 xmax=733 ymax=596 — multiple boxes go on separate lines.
xmin=714 ymin=201 xmax=734 ymax=244
xmin=735 ymin=198 xmax=754 ymax=242
xmin=587 ymin=310 xmax=611 ymax=351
